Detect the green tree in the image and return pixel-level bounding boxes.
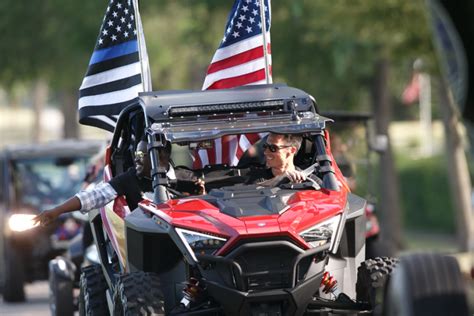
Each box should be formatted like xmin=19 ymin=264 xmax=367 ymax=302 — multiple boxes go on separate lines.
xmin=0 ymin=0 xmax=104 ymax=138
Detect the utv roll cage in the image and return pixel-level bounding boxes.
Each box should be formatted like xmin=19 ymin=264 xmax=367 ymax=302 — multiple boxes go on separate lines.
xmin=109 ymin=84 xmax=339 ymax=204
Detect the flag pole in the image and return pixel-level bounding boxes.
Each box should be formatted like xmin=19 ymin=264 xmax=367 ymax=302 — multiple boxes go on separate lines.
xmin=258 ymin=0 xmax=272 ymax=84
xmin=132 ymin=0 xmax=152 ymax=91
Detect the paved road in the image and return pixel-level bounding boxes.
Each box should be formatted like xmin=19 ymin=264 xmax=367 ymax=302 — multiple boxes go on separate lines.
xmin=0 ymin=281 xmax=51 ymax=316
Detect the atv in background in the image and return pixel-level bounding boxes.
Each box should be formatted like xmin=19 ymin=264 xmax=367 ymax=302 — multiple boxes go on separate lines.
xmin=0 ymin=140 xmax=102 ymax=303
xmin=79 ymin=84 xmax=469 ymax=315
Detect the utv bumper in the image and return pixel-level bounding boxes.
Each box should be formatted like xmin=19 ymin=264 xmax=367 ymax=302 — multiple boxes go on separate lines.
xmin=196 ymin=242 xmax=330 ymax=316
xmin=205 ymin=272 xmax=324 ymax=316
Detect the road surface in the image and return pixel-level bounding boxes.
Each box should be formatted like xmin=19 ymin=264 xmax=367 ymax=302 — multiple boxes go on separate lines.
xmin=0 ymin=281 xmax=51 ymax=316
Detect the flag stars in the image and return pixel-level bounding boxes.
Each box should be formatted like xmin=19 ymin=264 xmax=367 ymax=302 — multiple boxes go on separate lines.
xmin=249 ymin=17 xmax=255 ymax=24
xmin=238 ymin=15 xmax=246 ymax=21
xmin=255 ymin=0 xmax=260 ymax=7
xmin=127 ymin=23 xmax=132 ymax=29
xmin=124 ymin=8 xmax=129 ymax=14
xmin=107 ymin=20 xmax=113 ymax=26
xmin=111 ymin=34 xmax=117 ymax=41
xmin=258 ymin=21 xmax=262 ymax=29
xmin=115 ymin=25 xmax=121 ymax=32
xmin=133 ymin=29 xmax=137 ymax=35
xmin=124 ymin=31 xmax=129 ymax=38
xmin=236 ymin=21 xmax=243 ymax=29
xmin=102 ymin=29 xmax=109 ymax=36
xmin=116 ymin=3 xmax=122 ymax=9
xmin=245 ymin=0 xmax=252 ymax=3
xmin=98 ymin=38 xmax=104 ymax=45
xmin=232 ymin=31 xmax=240 ymax=38
xmin=130 ymin=14 xmax=134 ymax=21
xmin=246 ymin=26 xmax=252 ymax=33
xmin=112 ymin=11 xmax=118 ymax=17
xmin=120 ymin=17 xmax=126 ymax=23
xmin=252 ymin=9 xmax=258 ymax=16
xmin=242 ymin=5 xmax=249 ymax=12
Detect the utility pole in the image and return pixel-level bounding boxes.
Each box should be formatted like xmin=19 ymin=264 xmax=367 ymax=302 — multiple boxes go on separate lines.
xmin=372 ymin=57 xmax=402 ymax=254
xmin=414 ymin=59 xmax=433 ymax=157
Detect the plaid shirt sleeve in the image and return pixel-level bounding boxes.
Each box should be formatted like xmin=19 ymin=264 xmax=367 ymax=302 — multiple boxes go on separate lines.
xmin=75 ymin=182 xmax=118 ymax=213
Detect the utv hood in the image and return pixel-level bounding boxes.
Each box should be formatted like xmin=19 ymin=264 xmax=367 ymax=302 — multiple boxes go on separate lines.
xmin=141 ymin=185 xmax=347 ymax=249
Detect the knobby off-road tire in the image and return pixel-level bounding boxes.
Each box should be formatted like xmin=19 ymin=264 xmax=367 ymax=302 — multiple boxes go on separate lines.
xmin=356 ymin=257 xmax=399 ymax=311
xmin=49 ymin=265 xmax=74 ymax=316
xmin=384 ymin=253 xmax=469 ymax=316
xmin=113 ymin=271 xmax=165 ymax=316
xmin=3 ymin=242 xmax=25 ymax=302
xmin=79 ymin=264 xmax=109 ymax=316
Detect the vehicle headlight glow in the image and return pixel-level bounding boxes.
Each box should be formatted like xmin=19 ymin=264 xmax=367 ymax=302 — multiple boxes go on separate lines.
xmin=176 ymin=228 xmax=227 ymax=261
xmin=8 ymin=214 xmax=39 ymax=232
xmin=299 ymin=215 xmax=341 ymax=251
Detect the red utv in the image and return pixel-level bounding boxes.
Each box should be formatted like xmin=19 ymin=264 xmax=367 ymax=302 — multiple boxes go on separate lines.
xmin=78 ymin=84 xmax=468 ymax=316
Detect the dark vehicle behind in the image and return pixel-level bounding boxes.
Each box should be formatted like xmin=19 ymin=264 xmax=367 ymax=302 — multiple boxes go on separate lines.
xmin=0 ymin=140 xmax=102 ymax=302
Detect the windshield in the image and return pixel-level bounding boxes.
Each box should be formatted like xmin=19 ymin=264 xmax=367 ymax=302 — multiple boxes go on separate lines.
xmin=12 ymin=157 xmax=90 ymax=209
xmin=170 ymin=133 xmax=268 ymax=170
xmin=158 ymin=131 xmax=329 ymax=196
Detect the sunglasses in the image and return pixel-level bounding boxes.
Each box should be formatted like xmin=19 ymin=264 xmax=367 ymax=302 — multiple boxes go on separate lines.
xmin=135 ymin=150 xmax=147 ymax=159
xmin=262 ymin=143 xmax=291 ymax=153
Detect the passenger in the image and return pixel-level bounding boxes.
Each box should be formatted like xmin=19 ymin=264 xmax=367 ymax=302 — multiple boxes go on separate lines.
xmin=33 ymin=140 xmax=201 ymax=227
xmin=246 ymin=133 xmax=313 ymax=186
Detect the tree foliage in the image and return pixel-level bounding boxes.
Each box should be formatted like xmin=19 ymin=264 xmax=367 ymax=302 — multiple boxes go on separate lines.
xmin=0 ymin=0 xmax=103 ymax=89
xmin=0 ymin=0 xmax=435 ymax=112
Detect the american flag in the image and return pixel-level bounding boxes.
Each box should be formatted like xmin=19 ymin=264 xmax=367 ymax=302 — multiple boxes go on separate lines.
xmin=194 ymin=0 xmax=272 ymax=168
xmin=78 ymin=0 xmax=151 ymax=132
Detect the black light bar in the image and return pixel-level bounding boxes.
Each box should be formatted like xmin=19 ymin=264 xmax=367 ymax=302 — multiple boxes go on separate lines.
xmin=168 ymin=100 xmax=285 ymax=117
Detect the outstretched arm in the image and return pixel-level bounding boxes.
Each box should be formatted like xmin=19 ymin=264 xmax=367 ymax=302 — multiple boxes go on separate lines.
xmin=33 ymin=182 xmax=118 ymax=227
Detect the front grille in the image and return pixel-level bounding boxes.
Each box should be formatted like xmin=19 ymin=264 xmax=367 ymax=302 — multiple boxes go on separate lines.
xmin=233 ymin=244 xmax=300 ymax=292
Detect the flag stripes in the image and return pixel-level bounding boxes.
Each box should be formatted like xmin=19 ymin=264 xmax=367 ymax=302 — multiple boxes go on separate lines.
xmin=80 ymin=74 xmax=142 ymax=98
xmin=78 ymin=0 xmax=150 ymax=132
xmin=85 ymin=52 xmax=139 ymax=77
xmin=195 ymin=0 xmax=272 ymax=168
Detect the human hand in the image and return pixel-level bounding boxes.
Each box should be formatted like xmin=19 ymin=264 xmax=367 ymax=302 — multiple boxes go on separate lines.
xmin=32 ymin=209 xmax=60 ymax=227
xmin=195 ymin=178 xmax=206 ymax=195
xmin=284 ymin=170 xmax=307 ymax=183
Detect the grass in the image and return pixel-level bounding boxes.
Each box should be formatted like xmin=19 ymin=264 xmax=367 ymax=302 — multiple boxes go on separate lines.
xmin=396 ymin=153 xmax=456 ymax=234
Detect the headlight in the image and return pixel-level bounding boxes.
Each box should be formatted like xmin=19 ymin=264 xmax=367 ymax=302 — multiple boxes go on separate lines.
xmin=8 ymin=214 xmax=39 ymax=232
xmin=176 ymin=228 xmax=227 ymax=261
xmin=299 ymin=215 xmax=341 ymax=251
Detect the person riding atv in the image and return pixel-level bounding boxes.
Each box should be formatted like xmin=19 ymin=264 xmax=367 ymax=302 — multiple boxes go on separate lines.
xmin=71 ymin=84 xmax=400 ymax=316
